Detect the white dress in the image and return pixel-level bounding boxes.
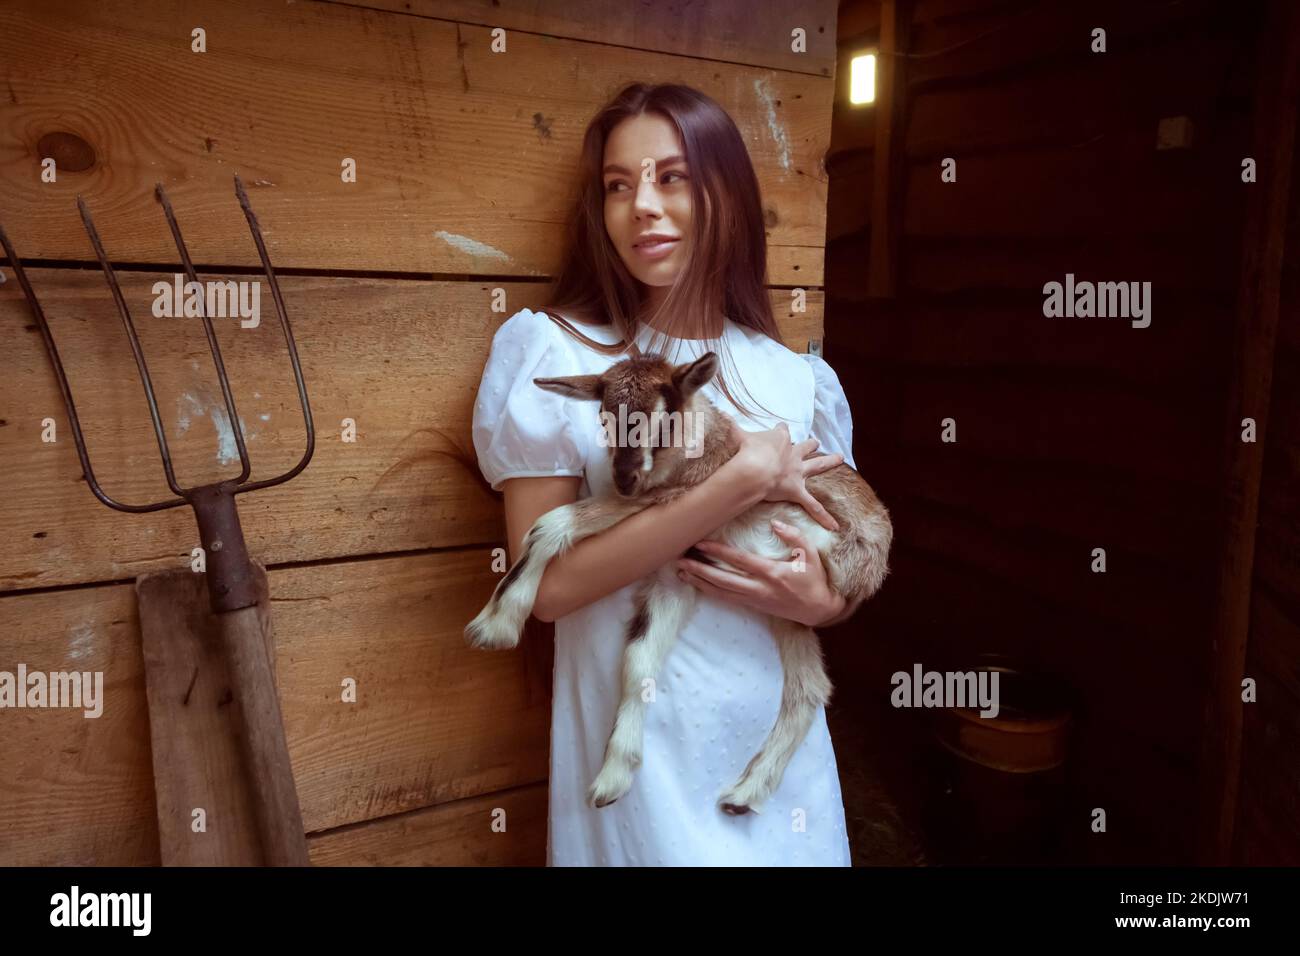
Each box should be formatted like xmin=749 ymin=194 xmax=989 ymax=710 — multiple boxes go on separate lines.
xmin=472 ymin=307 xmax=857 ymax=867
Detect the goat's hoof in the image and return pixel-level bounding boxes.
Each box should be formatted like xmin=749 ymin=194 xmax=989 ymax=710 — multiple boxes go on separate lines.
xmin=464 ymin=615 xmax=521 ymax=651
xmin=717 ymin=782 xmax=766 ymax=816
xmin=588 ymin=765 xmax=633 ymax=809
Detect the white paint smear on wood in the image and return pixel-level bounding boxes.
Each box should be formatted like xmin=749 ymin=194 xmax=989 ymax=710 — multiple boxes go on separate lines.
xmin=434 ymin=230 xmax=512 ymax=262
xmin=754 ymin=76 xmax=792 ymax=172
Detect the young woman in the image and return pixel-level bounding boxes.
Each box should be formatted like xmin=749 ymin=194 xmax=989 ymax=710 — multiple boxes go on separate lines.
xmin=472 ymin=83 xmax=862 ymax=866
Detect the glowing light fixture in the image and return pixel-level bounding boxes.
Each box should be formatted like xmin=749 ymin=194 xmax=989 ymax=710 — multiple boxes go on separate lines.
xmin=850 ymin=53 xmax=876 ymax=105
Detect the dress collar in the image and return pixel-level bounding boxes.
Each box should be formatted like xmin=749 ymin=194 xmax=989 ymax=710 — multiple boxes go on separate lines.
xmin=634 ymin=318 xmax=733 ymax=360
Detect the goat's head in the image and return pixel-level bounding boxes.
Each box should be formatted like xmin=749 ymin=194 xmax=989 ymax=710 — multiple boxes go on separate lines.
xmin=534 ymin=347 xmax=719 ymax=497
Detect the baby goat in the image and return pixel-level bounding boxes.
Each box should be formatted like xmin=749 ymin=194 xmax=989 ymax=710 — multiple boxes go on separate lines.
xmin=465 ymin=348 xmax=892 ymax=814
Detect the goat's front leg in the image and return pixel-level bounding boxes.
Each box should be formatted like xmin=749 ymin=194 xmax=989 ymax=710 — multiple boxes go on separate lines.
xmin=465 ymin=494 xmax=648 ymax=650
xmin=588 ymin=565 xmax=698 ymax=808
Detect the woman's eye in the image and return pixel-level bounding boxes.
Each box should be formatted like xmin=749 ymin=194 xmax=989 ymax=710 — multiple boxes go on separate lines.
xmin=605 ymin=172 xmax=685 ymax=194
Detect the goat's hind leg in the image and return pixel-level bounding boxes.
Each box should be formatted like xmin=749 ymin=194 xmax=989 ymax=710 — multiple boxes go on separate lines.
xmin=465 ymin=495 xmax=646 ymax=650
xmin=588 ymin=567 xmax=697 ymax=808
xmin=717 ymin=619 xmax=832 ymax=815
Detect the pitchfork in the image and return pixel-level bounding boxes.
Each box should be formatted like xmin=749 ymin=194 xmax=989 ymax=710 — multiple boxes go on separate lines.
xmin=0 ymin=174 xmax=315 ymax=865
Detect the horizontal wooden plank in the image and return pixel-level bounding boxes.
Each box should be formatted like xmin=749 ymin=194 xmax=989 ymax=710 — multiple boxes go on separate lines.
xmin=308 ymin=782 xmax=547 ymax=866
xmin=273 ymin=550 xmax=549 ymax=832
xmin=902 ymin=123 xmax=1249 ymax=240
xmin=903 ymin=236 xmax=1242 ymax=297
xmin=0 ymin=270 xmax=823 ymax=592
xmin=861 ymin=541 xmax=1206 ymax=734
xmin=770 ymin=244 xmax=827 ymax=287
xmin=326 ymin=0 xmax=839 ymax=76
xmin=833 ymin=296 xmax=1232 ymax=394
xmin=888 ymin=370 xmax=1226 ymax=490
xmin=906 ymin=27 xmax=1226 ymax=160
xmin=830 ymin=548 xmax=1129 ymax=712
xmin=876 ymin=443 xmax=1222 ymax=571
xmin=887 ymin=492 xmax=1218 ymax=645
xmin=0 ymin=0 xmax=829 ymax=285
xmin=837 ymin=230 xmax=1242 ymax=300
xmin=0 ymin=548 xmax=549 ymax=864
xmin=905 ymin=0 xmax=1221 ymax=91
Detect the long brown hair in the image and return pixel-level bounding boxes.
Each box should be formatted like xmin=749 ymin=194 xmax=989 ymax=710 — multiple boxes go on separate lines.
xmin=540 ymin=82 xmax=789 ymax=424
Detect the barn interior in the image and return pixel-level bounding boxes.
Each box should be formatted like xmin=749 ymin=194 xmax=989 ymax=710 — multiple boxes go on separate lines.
xmin=0 ymin=0 xmax=1295 ymax=866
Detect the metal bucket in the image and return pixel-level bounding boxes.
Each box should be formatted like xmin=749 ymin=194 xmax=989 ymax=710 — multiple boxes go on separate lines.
xmin=924 ymin=655 xmax=1075 ymax=864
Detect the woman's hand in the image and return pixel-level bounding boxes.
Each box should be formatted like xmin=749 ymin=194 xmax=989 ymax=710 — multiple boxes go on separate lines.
xmin=730 ymin=420 xmax=843 ymax=531
xmin=675 ymin=518 xmax=847 ymax=628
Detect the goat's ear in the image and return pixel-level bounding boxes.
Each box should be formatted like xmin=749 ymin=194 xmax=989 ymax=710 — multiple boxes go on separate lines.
xmin=672 ymin=352 xmax=719 ymax=396
xmin=534 ymin=374 xmax=603 ymax=401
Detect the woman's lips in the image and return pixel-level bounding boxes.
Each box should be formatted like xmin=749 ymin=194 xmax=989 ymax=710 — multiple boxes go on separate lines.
xmin=634 ymin=238 xmax=679 ymax=259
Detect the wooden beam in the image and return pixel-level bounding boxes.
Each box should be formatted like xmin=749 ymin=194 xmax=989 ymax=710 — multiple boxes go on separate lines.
xmin=867 ymin=0 xmax=909 ymax=297
xmin=1197 ymin=0 xmax=1300 ymax=865
xmin=318 ymin=0 xmax=840 ymax=77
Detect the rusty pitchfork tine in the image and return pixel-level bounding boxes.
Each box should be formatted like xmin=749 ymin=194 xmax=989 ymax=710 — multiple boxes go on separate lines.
xmin=230 ymin=172 xmax=315 ymax=493
xmin=0 ymin=222 xmax=171 ymax=515
xmin=151 ymin=184 xmax=253 ymax=486
xmin=1 ymin=174 xmax=316 ymax=611
xmin=78 ymin=194 xmax=199 ymax=500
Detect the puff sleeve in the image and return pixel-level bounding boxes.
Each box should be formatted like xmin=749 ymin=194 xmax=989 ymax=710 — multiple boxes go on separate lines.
xmin=798 ymin=353 xmax=857 ymax=471
xmin=472 ymin=308 xmax=591 ymax=492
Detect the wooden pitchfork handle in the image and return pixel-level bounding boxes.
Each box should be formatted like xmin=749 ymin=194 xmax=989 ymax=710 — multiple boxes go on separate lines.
xmin=218 ymin=604 xmax=310 ymax=866
xmin=189 ymin=485 xmax=310 ymax=867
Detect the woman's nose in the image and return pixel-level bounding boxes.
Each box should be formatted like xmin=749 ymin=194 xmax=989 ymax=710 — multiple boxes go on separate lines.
xmin=633 ymin=183 xmax=663 ymax=215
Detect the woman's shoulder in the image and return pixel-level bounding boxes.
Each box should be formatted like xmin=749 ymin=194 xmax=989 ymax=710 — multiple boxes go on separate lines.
xmin=731 ymin=320 xmax=818 ymax=393
xmin=494 ymin=307 xmax=622 ymax=358
xmin=492 ymin=306 xmax=564 ymax=347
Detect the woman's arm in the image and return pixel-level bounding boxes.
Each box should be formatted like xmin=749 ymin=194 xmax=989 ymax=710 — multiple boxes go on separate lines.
xmin=505 ymin=456 xmax=764 ymax=623
xmin=676 ymin=519 xmax=852 ymax=628
xmin=501 ymin=424 xmax=847 ymax=621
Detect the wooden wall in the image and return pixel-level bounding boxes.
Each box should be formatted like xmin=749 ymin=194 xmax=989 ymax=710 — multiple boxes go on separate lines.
xmin=822 ymin=0 xmax=1293 ymax=863
xmin=0 ymin=0 xmax=837 ymax=865
xmin=1233 ymin=92 xmax=1300 ymax=865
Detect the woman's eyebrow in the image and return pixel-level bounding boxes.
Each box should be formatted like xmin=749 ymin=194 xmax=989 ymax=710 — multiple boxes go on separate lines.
xmin=603 ymin=154 xmax=687 ymax=175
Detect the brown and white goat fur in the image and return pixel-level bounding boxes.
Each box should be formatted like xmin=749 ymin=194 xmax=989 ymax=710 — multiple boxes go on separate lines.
xmin=465 ymin=348 xmax=892 ymax=815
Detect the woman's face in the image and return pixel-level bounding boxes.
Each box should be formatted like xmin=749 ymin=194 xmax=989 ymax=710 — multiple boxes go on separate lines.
xmin=602 ymin=113 xmax=691 ymax=303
